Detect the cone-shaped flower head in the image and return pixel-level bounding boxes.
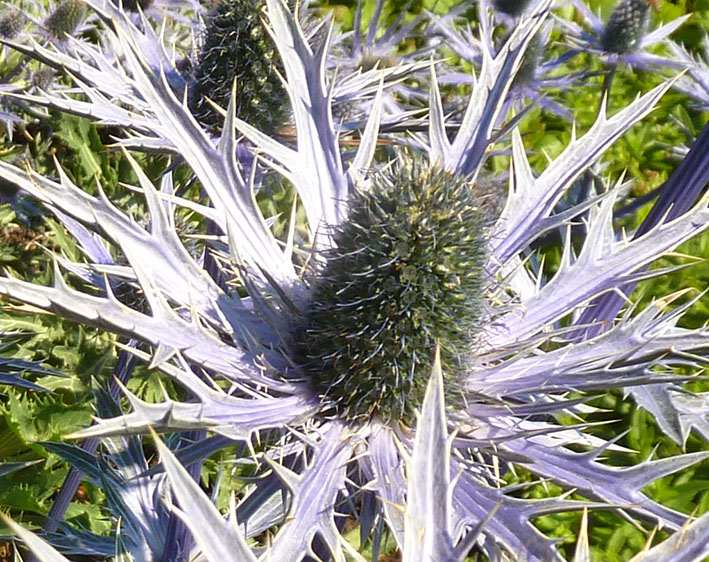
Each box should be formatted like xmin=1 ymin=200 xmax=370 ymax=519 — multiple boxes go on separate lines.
xmin=493 ymin=0 xmax=533 ymax=16
xmin=44 ymin=0 xmax=86 ymax=39
xmin=0 ymin=10 xmax=24 ymax=39
xmin=601 ymin=0 xmax=651 ymax=54
xmin=189 ymin=0 xmax=288 ymax=133
xmin=4 ymin=0 xmax=709 ymax=560
xmin=112 ymin=0 xmax=155 ymax=11
xmin=292 ymin=157 xmax=488 ymax=423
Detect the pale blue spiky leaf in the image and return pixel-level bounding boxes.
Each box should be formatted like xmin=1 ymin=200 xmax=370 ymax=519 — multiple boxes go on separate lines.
xmin=0 ymin=514 xmax=72 ymax=562
xmin=367 ymin=425 xmax=407 ymax=549
xmin=473 ymin=299 xmax=709 ymax=397
xmin=263 ymin=423 xmax=353 ymax=561
xmin=261 ymin=0 xmax=347 ymax=234
xmin=451 ymin=466 xmax=566 ymax=562
xmin=440 ymin=0 xmax=553 ymax=175
xmin=107 ymin=23 xmax=294 ymax=284
xmin=403 ymin=348 xmax=456 ymax=562
xmin=0 ymin=158 xmax=255 ymax=337
xmin=492 ymin=77 xmax=679 ymax=270
xmin=631 ymin=386 xmax=709 ymax=447
xmin=0 ymin=459 xmax=42 ymax=477
xmin=628 ymin=510 xmax=709 ymax=561
xmin=493 ymin=188 xmax=709 ymax=345
xmin=347 ymin=82 xmax=383 ymax=182
xmin=0 ymin=262 xmax=293 ymax=392
xmin=496 ymin=425 xmax=709 ymax=530
xmin=152 ymin=429 xmax=258 ymax=562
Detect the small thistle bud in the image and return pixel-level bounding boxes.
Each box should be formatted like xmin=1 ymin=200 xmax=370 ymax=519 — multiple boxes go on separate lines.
xmin=0 ymin=10 xmax=25 ymax=39
xmin=600 ymin=0 xmax=650 ymax=54
xmin=292 ymin=157 xmax=488 ymax=424
xmin=511 ymin=35 xmax=543 ymax=88
xmin=111 ymin=0 xmax=155 ymax=11
xmin=31 ymin=66 xmax=56 ymax=91
xmin=44 ymin=0 xmax=86 ymax=39
xmin=188 ymin=0 xmax=288 ymax=134
xmin=493 ymin=0 xmax=532 ymax=16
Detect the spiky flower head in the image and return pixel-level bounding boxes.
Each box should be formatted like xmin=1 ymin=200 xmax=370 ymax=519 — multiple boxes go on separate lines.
xmin=188 ymin=0 xmax=288 ymax=133
xmin=493 ymin=0 xmax=533 ymax=16
xmin=44 ymin=0 xmax=86 ymax=39
xmin=0 ymin=9 xmax=24 ymax=39
xmin=511 ymin=34 xmax=544 ymax=87
xmin=30 ymin=66 xmax=56 ymax=91
xmin=601 ymin=0 xmax=651 ymax=54
xmin=112 ymin=0 xmax=155 ymax=11
xmin=292 ymin=157 xmax=488 ymax=423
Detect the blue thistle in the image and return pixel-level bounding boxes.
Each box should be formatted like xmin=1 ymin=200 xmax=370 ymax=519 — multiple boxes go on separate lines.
xmin=294 ymin=157 xmax=488 ymax=423
xmin=0 ymin=9 xmax=24 ymax=39
xmin=601 ymin=0 xmax=651 ymax=53
xmin=112 ymin=0 xmax=155 ymax=11
xmin=188 ymin=0 xmax=288 ymax=133
xmin=44 ymin=0 xmax=86 ymax=39
xmin=1 ymin=0 xmax=709 ymax=560
xmin=493 ymin=0 xmax=532 ymax=16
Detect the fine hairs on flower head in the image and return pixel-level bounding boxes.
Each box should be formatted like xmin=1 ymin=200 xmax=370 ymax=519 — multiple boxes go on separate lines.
xmin=188 ymin=0 xmax=288 ymax=133
xmin=292 ymin=155 xmax=488 ymax=423
xmin=44 ymin=0 xmax=86 ymax=38
xmin=0 ymin=9 xmax=24 ymax=39
xmin=601 ymin=0 xmax=652 ymax=53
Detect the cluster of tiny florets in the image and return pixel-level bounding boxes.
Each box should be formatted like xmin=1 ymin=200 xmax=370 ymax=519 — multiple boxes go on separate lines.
xmin=188 ymin=0 xmax=288 ymax=133
xmin=512 ymin=35 xmax=543 ymax=87
xmin=291 ymin=157 xmax=488 ymax=424
xmin=601 ymin=0 xmax=651 ymax=53
xmin=493 ymin=0 xmax=532 ymax=16
xmin=44 ymin=0 xmax=86 ymax=39
xmin=0 ymin=10 xmax=24 ymax=39
xmin=111 ymin=0 xmax=155 ymax=11
xmin=31 ymin=67 xmax=56 ymax=91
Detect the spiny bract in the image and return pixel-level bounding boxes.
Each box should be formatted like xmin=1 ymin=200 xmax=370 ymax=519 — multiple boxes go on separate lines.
xmin=188 ymin=0 xmax=288 ymax=132
xmin=601 ymin=0 xmax=651 ymax=54
xmin=293 ymin=157 xmax=488 ymax=423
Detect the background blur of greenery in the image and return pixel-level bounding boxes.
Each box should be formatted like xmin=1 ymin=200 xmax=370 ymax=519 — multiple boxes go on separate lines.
xmin=0 ymin=0 xmax=707 ymax=560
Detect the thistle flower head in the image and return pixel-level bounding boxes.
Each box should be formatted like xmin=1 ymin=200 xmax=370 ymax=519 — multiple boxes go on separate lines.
xmin=188 ymin=0 xmax=288 ymax=133
xmin=113 ymin=0 xmax=155 ymax=11
xmin=0 ymin=9 xmax=24 ymax=39
xmin=293 ymin=156 xmax=488 ymax=423
xmin=601 ymin=0 xmax=651 ymax=53
xmin=493 ymin=0 xmax=532 ymax=16
xmin=44 ymin=0 xmax=86 ymax=39
xmin=30 ymin=66 xmax=56 ymax=91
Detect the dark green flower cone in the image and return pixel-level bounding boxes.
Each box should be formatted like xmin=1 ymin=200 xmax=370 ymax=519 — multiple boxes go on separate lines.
xmin=493 ymin=0 xmax=532 ymax=17
xmin=111 ymin=0 xmax=155 ymax=12
xmin=0 ymin=10 xmax=24 ymax=39
xmin=511 ymin=35 xmax=543 ymax=88
xmin=601 ymin=0 xmax=650 ymax=54
xmin=292 ymin=157 xmax=489 ymax=424
xmin=188 ymin=0 xmax=288 ymax=134
xmin=45 ymin=0 xmax=86 ymax=39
